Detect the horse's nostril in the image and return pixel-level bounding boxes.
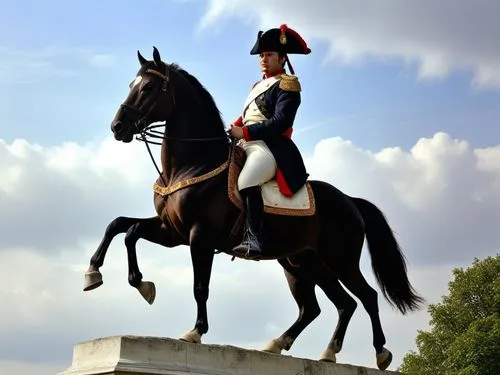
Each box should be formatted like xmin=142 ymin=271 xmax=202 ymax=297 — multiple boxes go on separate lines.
xmin=113 ymin=121 xmax=123 ymax=133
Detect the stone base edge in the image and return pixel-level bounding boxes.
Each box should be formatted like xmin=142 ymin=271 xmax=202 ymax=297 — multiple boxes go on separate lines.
xmin=58 ymin=335 xmax=401 ymax=375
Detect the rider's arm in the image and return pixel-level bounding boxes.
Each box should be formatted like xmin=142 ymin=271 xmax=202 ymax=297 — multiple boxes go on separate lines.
xmin=242 ymin=85 xmax=301 ymax=141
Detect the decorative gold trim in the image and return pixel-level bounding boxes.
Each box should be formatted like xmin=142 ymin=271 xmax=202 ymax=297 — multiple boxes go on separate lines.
xmin=279 ymin=74 xmax=301 ymax=92
xmin=153 ymin=160 xmax=229 ymax=196
xmin=152 ymin=146 xmax=316 ymax=217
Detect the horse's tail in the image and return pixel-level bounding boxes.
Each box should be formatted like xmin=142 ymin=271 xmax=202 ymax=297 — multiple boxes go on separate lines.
xmin=349 ymin=197 xmax=425 ymax=315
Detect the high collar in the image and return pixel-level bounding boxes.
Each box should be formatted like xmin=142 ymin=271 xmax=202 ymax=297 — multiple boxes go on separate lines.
xmin=263 ymin=69 xmax=285 ymax=79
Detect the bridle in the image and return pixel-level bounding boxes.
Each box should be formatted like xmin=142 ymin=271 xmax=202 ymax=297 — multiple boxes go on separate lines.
xmin=119 ymin=63 xmax=232 ymax=188
xmin=120 ymin=65 xmax=173 ymax=137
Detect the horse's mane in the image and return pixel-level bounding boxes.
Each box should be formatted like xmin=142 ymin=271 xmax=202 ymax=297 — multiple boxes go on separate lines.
xmin=169 ymin=63 xmax=227 ymax=133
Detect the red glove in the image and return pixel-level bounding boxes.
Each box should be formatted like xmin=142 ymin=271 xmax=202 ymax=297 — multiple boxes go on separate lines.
xmin=231 ymin=116 xmax=243 ymax=127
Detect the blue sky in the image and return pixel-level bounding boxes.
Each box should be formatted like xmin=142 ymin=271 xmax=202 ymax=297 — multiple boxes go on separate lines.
xmin=1 ymin=1 xmax=499 ymax=374
xmin=1 ymin=0 xmax=498 ymax=154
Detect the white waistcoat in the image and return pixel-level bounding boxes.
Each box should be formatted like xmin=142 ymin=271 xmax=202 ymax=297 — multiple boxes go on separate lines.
xmin=241 ymin=75 xmax=281 ymax=126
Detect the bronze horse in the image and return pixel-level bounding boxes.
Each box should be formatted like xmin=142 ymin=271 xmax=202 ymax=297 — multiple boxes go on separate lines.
xmin=83 ymin=47 xmax=424 ymax=370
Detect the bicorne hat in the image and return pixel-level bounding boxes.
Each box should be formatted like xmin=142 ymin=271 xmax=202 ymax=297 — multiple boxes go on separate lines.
xmin=250 ymin=24 xmax=311 ymax=56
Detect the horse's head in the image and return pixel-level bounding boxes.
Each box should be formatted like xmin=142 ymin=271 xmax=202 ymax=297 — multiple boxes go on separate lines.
xmin=111 ymin=47 xmax=175 ymax=142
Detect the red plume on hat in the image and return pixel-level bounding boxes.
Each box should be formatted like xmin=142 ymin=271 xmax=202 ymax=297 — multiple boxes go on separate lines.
xmin=279 ymin=24 xmax=311 ymax=54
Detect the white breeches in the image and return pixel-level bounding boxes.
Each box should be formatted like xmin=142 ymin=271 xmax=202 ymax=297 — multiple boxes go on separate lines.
xmin=238 ymin=140 xmax=277 ymax=190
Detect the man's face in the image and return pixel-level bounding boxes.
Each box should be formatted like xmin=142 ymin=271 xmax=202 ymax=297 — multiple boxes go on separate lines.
xmin=259 ymin=51 xmax=285 ymax=75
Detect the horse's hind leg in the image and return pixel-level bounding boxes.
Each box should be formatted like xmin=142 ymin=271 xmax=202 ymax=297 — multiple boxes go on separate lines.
xmin=315 ymin=266 xmax=358 ymax=363
xmin=84 ymin=216 xmax=149 ymax=291
xmin=315 ymin=214 xmax=380 ymax=364
xmin=318 ymin=224 xmax=392 ymax=369
xmin=338 ymin=266 xmax=392 ymax=370
xmin=263 ymin=254 xmax=321 ymax=355
xmin=123 ymin=216 xmax=181 ymax=305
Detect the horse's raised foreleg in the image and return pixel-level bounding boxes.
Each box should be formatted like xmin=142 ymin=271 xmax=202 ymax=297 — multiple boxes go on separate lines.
xmin=179 ymin=226 xmax=215 ymax=344
xmin=123 ymin=216 xmax=181 ymax=305
xmin=84 ymin=216 xmax=148 ymax=291
xmin=263 ymin=256 xmax=321 ymax=355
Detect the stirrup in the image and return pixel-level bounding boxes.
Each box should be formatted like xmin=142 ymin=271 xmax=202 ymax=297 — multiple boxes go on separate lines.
xmin=244 ymin=234 xmax=263 ymax=260
xmin=245 ymin=248 xmax=262 ymax=261
xmin=232 ymin=233 xmax=263 ymax=260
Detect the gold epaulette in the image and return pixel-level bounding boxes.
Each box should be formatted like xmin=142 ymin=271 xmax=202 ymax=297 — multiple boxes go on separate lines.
xmin=279 ymin=73 xmax=301 ymax=92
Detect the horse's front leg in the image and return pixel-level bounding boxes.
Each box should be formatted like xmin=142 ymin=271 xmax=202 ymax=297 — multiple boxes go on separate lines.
xmin=84 ymin=216 xmax=148 ymax=291
xmin=123 ymin=216 xmax=181 ymax=304
xmin=179 ymin=225 xmax=215 ymax=344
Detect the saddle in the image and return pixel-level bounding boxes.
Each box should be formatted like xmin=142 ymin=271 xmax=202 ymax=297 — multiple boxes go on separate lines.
xmin=228 ymin=145 xmax=316 ymax=217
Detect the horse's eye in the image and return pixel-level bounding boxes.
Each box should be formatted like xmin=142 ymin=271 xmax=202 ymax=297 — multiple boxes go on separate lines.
xmin=141 ymin=82 xmax=154 ymax=91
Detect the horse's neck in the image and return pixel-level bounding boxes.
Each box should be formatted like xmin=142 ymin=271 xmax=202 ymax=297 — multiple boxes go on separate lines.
xmin=160 ymin=108 xmax=228 ymax=183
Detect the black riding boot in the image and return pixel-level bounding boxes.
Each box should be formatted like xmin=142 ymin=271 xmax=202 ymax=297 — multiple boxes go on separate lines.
xmin=232 ymin=186 xmax=264 ymax=260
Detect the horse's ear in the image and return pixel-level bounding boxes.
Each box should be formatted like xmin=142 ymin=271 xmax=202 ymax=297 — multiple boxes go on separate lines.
xmin=152 ymin=46 xmax=162 ymax=67
xmin=137 ymin=50 xmax=147 ymax=66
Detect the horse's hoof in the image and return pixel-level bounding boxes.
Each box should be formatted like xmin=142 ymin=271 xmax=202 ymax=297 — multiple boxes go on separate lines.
xmin=83 ymin=270 xmax=103 ymax=291
xmin=376 ymin=347 xmax=392 ymax=371
xmin=179 ymin=329 xmax=202 ymax=343
xmin=137 ymin=281 xmax=156 ymax=305
xmin=319 ymin=347 xmax=337 ymax=363
xmin=262 ymin=339 xmax=283 ymax=354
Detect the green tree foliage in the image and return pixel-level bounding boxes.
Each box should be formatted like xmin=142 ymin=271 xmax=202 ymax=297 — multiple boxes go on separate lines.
xmin=399 ymin=254 xmax=500 ymax=375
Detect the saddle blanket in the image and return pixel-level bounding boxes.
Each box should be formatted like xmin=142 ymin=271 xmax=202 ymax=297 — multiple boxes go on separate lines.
xmin=228 ymin=147 xmax=316 ymax=216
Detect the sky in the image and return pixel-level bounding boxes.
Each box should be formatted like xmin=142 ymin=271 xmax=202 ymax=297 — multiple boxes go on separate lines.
xmin=0 ymin=0 xmax=499 ymax=374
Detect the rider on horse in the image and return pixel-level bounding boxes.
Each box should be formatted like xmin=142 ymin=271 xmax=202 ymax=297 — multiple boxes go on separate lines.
xmin=229 ymin=24 xmax=312 ymax=260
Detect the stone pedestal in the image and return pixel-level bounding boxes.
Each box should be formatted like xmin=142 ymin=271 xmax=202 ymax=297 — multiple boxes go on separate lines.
xmin=58 ymin=336 xmax=400 ymax=375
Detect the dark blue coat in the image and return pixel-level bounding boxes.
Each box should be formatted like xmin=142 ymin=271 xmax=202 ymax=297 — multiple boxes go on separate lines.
xmin=243 ymin=80 xmax=309 ymax=195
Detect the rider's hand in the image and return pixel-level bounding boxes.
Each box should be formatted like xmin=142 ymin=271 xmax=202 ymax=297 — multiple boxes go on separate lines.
xmin=228 ymin=126 xmax=244 ymax=140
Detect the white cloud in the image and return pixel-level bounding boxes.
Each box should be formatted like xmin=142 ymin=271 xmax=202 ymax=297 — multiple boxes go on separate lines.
xmin=304 ymin=132 xmax=500 ymax=266
xmin=0 ymin=132 xmax=498 ymax=374
xmin=0 ymin=137 xmax=156 ymax=252
xmin=197 ymin=0 xmax=500 ymax=89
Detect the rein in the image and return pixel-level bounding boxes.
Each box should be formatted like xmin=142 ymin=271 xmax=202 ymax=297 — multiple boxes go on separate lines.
xmin=137 ymin=123 xmax=234 ymax=199
xmin=137 ymin=123 xmax=230 ymax=145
